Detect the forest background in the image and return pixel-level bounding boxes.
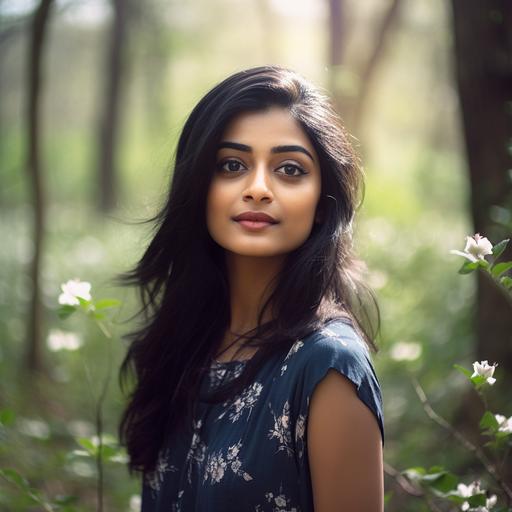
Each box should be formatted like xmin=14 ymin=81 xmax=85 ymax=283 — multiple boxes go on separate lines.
xmin=0 ymin=0 xmax=511 ymax=510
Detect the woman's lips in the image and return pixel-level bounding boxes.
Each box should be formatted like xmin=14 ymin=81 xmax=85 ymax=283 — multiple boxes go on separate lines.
xmin=232 ymin=211 xmax=279 ymax=231
xmin=235 ymin=219 xmax=276 ymax=231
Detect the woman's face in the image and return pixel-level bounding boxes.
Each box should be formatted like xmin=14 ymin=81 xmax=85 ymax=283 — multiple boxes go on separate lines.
xmin=206 ymin=106 xmax=322 ymax=258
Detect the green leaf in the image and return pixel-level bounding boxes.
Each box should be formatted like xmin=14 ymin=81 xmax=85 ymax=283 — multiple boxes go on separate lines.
xmin=480 ymin=411 xmax=499 ymax=431
xmin=99 ymin=444 xmax=118 ymax=460
xmin=492 ymin=238 xmax=510 ymax=261
xmin=94 ymin=298 xmax=121 ymax=310
xmin=454 ymin=364 xmax=472 ymax=379
xmin=467 ymin=493 xmax=487 ymax=507
xmin=459 ymin=261 xmax=479 ymax=274
xmin=500 ymin=276 xmax=512 ymax=289
xmin=91 ymin=311 xmax=106 ymax=320
xmin=403 ymin=466 xmax=426 ymax=481
xmin=478 ymin=258 xmax=490 ymax=269
xmin=420 ymin=467 xmax=458 ymax=493
xmin=77 ymin=296 xmax=92 ymax=309
xmin=57 ymin=305 xmax=76 ymax=319
xmin=0 ymin=468 xmax=30 ymax=490
xmin=77 ymin=437 xmax=97 ymax=456
xmin=428 ymin=472 xmax=458 ymax=493
xmin=0 ymin=409 xmax=15 ymax=427
xmin=491 ymin=261 xmax=512 ymax=278
xmin=471 ymin=375 xmax=487 ymax=387
xmin=445 ymin=492 xmax=467 ymax=505
xmin=403 ymin=466 xmax=458 ymax=495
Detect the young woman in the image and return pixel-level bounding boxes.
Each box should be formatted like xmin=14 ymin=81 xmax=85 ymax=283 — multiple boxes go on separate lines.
xmin=119 ymin=65 xmax=384 ymax=511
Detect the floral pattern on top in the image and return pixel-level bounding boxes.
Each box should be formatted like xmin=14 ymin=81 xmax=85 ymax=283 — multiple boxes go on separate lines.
xmin=215 ymin=381 xmax=264 ymax=422
xmin=267 ymin=400 xmax=294 ymax=457
xmin=280 ymin=339 xmax=304 ymax=376
xmin=203 ymin=439 xmax=253 ymax=484
xmin=184 ymin=418 xmax=207 ymax=485
xmin=140 ymin=320 xmax=384 ymax=512
xmin=294 ymin=408 xmax=307 ymax=462
xmin=144 ymin=447 xmax=178 ymax=497
xmin=255 ymin=483 xmax=302 ymax=512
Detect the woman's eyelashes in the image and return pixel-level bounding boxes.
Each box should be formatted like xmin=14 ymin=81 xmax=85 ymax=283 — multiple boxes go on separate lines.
xmin=276 ymin=163 xmax=308 ymax=177
xmin=217 ymin=158 xmax=246 ymax=173
xmin=216 ymin=158 xmax=308 ymax=177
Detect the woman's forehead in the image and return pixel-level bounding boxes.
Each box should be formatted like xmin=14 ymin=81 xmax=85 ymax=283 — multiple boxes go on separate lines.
xmin=219 ymin=107 xmax=315 ymax=152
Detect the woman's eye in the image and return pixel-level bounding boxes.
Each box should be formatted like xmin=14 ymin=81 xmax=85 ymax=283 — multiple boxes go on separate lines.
xmin=217 ymin=159 xmax=245 ymax=173
xmin=276 ymin=164 xmax=307 ymax=177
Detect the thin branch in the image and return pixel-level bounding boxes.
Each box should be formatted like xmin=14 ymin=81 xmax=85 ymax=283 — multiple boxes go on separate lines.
xmin=94 ymin=322 xmax=114 ymax=512
xmin=384 ymin=462 xmax=446 ymax=512
xmin=384 ymin=461 xmax=423 ymax=496
xmin=411 ymin=377 xmax=512 ymax=502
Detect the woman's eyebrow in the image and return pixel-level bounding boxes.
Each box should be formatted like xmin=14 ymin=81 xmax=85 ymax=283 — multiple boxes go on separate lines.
xmin=218 ymin=141 xmax=315 ymax=162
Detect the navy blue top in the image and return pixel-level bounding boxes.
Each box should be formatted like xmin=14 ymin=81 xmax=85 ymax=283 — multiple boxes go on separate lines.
xmin=141 ymin=319 xmax=384 ymax=511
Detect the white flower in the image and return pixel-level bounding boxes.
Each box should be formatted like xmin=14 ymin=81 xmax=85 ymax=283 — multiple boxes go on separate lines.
xmin=456 ymin=482 xmax=497 ymax=512
xmin=457 ymin=481 xmax=481 ymax=511
xmin=486 ymin=494 xmax=497 ymax=509
xmin=471 ymin=360 xmax=497 ymax=385
xmin=468 ymin=493 xmax=497 ymax=512
xmin=494 ymin=414 xmax=512 ymax=433
xmin=450 ymin=233 xmax=493 ymax=263
xmin=465 ymin=234 xmax=493 ymax=260
xmin=47 ymin=329 xmax=83 ymax=351
xmin=58 ymin=278 xmax=92 ymax=306
xmin=129 ymin=495 xmax=141 ymax=512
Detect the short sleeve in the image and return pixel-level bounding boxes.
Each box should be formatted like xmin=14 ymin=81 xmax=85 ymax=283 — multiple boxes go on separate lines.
xmin=292 ymin=320 xmax=384 ymax=444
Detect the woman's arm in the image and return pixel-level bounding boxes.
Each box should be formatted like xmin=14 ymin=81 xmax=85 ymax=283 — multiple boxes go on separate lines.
xmin=307 ymin=369 xmax=384 ymax=511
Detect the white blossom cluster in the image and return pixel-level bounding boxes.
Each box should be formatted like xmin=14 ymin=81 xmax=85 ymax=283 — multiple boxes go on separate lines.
xmin=457 ymin=481 xmax=497 ymax=512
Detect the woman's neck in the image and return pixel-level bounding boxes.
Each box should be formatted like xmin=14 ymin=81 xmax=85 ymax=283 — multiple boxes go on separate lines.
xmin=214 ymin=253 xmax=284 ymax=362
xmin=225 ymin=252 xmax=285 ymax=331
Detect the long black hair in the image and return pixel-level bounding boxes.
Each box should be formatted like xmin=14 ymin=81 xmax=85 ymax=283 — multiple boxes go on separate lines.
xmin=117 ymin=65 xmax=379 ymax=475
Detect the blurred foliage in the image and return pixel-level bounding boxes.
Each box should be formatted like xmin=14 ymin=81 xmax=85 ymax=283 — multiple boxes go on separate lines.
xmin=1 ymin=0 xmax=509 ymax=510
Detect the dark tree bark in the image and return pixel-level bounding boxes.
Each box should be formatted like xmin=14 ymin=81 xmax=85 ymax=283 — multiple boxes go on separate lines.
xmin=97 ymin=0 xmax=129 ymax=212
xmin=451 ymin=1 xmax=512 ymax=374
xmin=25 ymin=0 xmax=54 ymax=372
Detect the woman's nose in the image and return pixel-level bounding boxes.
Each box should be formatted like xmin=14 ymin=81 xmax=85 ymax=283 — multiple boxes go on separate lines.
xmin=242 ymin=165 xmax=273 ymax=203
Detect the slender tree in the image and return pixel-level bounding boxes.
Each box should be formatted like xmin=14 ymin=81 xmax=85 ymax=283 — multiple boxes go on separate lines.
xmin=327 ymin=0 xmax=346 ymax=113
xmin=327 ymin=0 xmax=402 ymax=132
xmin=97 ymin=0 xmax=130 ymax=212
xmin=351 ymin=0 xmax=402 ymax=132
xmin=451 ymin=0 xmax=512 ymax=375
xmin=25 ymin=0 xmax=54 ymax=372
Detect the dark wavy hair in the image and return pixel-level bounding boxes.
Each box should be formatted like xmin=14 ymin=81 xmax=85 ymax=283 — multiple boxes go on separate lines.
xmin=117 ymin=65 xmax=379 ymax=475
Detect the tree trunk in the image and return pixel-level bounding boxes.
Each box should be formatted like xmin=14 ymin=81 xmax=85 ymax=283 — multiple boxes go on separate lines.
xmin=25 ymin=0 xmax=54 ymax=372
xmin=97 ymin=0 xmax=128 ymax=213
xmin=451 ymin=1 xmax=512 ymax=375
xmin=328 ymin=0 xmax=346 ymax=113
xmin=351 ymin=0 xmax=402 ymax=132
